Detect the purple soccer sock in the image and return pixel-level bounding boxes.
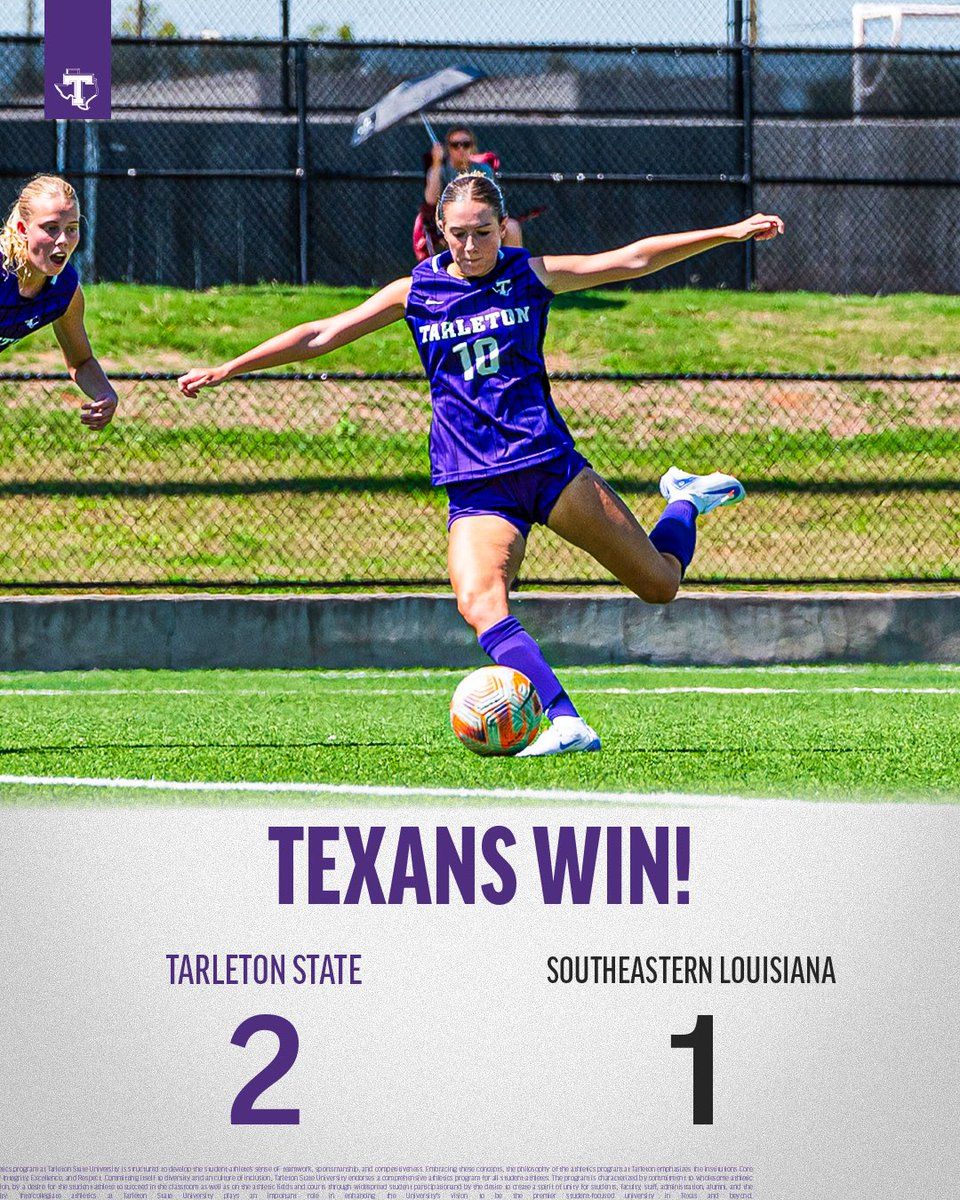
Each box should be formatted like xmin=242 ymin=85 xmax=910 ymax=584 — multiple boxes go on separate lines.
xmin=478 ymin=616 xmax=580 ymax=719
xmin=649 ymin=499 xmax=698 ymax=575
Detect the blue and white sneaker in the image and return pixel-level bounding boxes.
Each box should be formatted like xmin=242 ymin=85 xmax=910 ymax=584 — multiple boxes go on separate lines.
xmin=516 ymin=715 xmax=602 ymax=757
xmin=659 ymin=466 xmax=746 ymax=515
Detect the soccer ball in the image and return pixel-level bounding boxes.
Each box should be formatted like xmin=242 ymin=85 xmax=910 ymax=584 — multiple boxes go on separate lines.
xmin=450 ymin=665 xmax=543 ymax=756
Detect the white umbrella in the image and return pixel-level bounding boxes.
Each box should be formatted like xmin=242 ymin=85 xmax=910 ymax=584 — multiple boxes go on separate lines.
xmin=351 ymin=65 xmax=486 ymax=147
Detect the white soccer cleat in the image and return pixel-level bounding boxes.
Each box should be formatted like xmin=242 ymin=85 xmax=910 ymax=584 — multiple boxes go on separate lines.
xmin=659 ymin=466 xmax=746 ymax=515
xmin=515 ymin=715 xmax=602 ymax=757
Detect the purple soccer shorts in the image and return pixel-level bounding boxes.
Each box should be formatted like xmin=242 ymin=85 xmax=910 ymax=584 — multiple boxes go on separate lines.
xmin=445 ymin=448 xmax=591 ymax=538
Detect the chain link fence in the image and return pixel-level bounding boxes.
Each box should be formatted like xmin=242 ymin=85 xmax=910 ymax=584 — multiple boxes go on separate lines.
xmin=8 ymin=1 xmax=960 ymax=47
xmin=0 ymin=1 xmax=732 ymax=44
xmin=1 ymin=6 xmax=957 ymax=588
xmin=4 ymin=33 xmax=960 ymax=291
xmin=0 ymin=372 xmax=956 ymax=588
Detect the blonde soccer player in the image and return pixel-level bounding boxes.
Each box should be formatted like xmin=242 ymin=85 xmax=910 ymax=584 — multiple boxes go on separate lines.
xmin=0 ymin=174 xmax=117 ymax=430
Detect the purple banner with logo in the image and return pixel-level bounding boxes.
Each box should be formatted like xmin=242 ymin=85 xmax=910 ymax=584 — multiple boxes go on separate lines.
xmin=45 ymin=0 xmax=112 ymax=120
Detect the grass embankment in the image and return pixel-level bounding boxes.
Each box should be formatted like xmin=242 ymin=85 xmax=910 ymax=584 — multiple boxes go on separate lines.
xmin=9 ymin=284 xmax=960 ymax=375
xmin=2 ymin=285 xmax=958 ymax=585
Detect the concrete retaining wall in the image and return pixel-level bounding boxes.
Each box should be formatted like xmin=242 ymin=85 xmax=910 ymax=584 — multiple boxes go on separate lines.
xmin=1 ymin=593 xmax=958 ymax=671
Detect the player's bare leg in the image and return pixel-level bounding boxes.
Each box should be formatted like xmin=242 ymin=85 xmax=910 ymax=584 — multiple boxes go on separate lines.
xmin=447 ymin=514 xmax=526 ymax=636
xmin=547 ymin=468 xmax=683 ymax=602
xmin=448 ymin=514 xmax=600 ymax=756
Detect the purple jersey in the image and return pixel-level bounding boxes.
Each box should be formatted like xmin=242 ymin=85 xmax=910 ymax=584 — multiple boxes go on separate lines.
xmin=405 ymin=246 xmax=575 ymax=484
xmin=0 ymin=262 xmax=79 ymax=354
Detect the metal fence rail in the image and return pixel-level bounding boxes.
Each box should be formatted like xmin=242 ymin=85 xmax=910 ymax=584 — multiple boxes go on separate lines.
xmin=1 ymin=371 xmax=956 ymax=588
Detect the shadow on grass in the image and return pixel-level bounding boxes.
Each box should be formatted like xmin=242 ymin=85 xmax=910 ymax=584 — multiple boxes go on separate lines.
xmin=552 ymin=293 xmax=631 ymax=312
xmin=0 ymin=475 xmax=433 ymax=499
xmin=1 ymin=476 xmax=955 ymax=499
xmin=599 ymin=746 xmax=873 ymax=755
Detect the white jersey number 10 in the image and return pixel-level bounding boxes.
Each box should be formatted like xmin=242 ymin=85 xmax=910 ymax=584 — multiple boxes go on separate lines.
xmin=452 ymin=337 xmax=500 ymax=381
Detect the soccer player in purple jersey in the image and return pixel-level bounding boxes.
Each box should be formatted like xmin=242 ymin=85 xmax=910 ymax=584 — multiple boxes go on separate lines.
xmin=179 ymin=174 xmax=783 ymax=756
xmin=0 ymin=175 xmax=117 ymax=430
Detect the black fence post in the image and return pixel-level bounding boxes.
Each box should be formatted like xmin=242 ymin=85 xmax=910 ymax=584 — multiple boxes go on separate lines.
xmin=280 ymin=0 xmax=292 ymax=113
xmin=727 ymin=0 xmax=742 ymax=119
xmin=741 ymin=41 xmax=755 ymax=290
xmin=294 ymin=42 xmax=309 ymax=285
xmin=729 ymin=1 xmax=755 ymax=290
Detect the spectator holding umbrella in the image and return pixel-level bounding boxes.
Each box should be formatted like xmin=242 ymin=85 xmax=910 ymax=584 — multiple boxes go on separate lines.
xmin=348 ymin=67 xmax=532 ymax=262
xmin=422 ymin=125 xmax=523 ymax=254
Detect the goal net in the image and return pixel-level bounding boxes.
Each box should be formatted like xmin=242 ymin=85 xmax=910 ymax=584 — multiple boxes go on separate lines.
xmin=852 ymin=3 xmax=960 ymax=111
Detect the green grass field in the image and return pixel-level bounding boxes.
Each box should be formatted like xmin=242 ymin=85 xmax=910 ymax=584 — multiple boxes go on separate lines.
xmin=0 ymin=664 xmax=957 ymax=803
xmin=9 ymin=284 xmax=960 ymax=375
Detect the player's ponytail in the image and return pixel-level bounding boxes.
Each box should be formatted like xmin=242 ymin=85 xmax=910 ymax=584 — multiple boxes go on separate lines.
xmin=0 ymin=175 xmax=79 ymax=276
xmin=437 ymin=172 xmax=507 ymax=229
xmin=0 ymin=198 xmax=27 ymax=276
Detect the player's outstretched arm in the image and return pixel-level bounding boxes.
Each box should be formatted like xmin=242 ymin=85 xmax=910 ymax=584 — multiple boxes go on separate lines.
xmin=533 ymin=213 xmax=784 ymax=295
xmin=52 ymin=286 xmax=119 ymax=431
xmin=177 ymin=277 xmax=412 ymax=397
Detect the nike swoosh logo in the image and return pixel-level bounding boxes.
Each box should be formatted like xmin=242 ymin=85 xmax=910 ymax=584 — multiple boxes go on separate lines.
xmin=560 ymin=734 xmax=601 ymax=752
xmin=560 ymin=734 xmax=592 ymax=750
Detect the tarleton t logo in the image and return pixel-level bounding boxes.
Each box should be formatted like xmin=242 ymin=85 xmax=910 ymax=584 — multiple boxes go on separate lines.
xmin=492 ymin=280 xmax=513 ymax=296
xmin=55 ymin=69 xmax=99 ymax=111
xmin=44 ymin=2 xmax=112 ymax=120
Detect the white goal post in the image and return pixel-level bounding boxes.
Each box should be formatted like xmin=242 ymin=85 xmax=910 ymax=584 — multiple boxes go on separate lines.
xmin=852 ymin=3 xmax=960 ymax=112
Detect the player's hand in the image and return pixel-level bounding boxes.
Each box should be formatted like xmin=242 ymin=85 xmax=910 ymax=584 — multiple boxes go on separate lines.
xmin=430 ymin=141 xmax=445 ymax=167
xmin=178 ymin=366 xmax=229 ymax=397
xmin=727 ymin=213 xmax=784 ymax=242
xmin=80 ymin=393 xmax=118 ymax=430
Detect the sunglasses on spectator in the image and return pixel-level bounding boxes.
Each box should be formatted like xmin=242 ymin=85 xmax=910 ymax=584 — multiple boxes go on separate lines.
xmin=447 ymin=139 xmax=474 ymax=149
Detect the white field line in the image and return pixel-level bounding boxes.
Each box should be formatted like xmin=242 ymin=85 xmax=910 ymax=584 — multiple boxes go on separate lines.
xmin=0 ymin=688 xmax=201 ymax=697
xmin=585 ymin=686 xmax=960 ymax=696
xmin=0 ymin=772 xmax=913 ymax=809
xmin=0 ymin=685 xmax=955 ymax=700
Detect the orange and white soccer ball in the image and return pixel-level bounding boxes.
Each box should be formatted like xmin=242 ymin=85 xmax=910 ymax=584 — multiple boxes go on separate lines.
xmin=450 ymin=665 xmax=543 ymax=756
